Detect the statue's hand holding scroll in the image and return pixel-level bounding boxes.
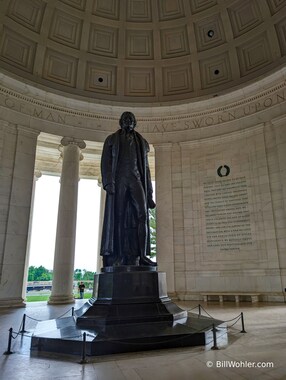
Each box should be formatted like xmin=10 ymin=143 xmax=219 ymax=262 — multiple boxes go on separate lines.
xmin=148 ymin=197 xmax=156 ymax=209
xmin=105 ymin=183 xmax=115 ymax=194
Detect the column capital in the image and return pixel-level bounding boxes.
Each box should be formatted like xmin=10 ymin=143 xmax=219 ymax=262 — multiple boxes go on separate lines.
xmin=17 ymin=125 xmax=40 ymax=138
xmin=61 ymin=137 xmax=86 ymax=149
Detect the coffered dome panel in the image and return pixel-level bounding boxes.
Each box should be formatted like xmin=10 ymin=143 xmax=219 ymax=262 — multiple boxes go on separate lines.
xmin=158 ymin=0 xmax=185 ymax=21
xmin=93 ymin=0 xmax=119 ymax=20
xmin=160 ymin=26 xmax=190 ymax=58
xmin=0 ymin=0 xmax=285 ymax=105
xmin=7 ymin=0 xmax=46 ymax=32
xmin=275 ymin=18 xmax=286 ymax=55
xmin=88 ymin=23 xmax=118 ymax=57
xmin=0 ymin=27 xmax=36 ymax=72
xmin=42 ymin=49 xmax=78 ymax=87
xmin=162 ymin=63 xmax=193 ymax=95
xmin=126 ymin=0 xmax=152 ymax=22
xmin=62 ymin=0 xmax=86 ymax=11
xmin=194 ymin=13 xmax=226 ymax=51
xmin=85 ymin=61 xmax=117 ymax=94
xmin=124 ymin=67 xmax=155 ymax=97
xmin=200 ymin=51 xmax=232 ymax=89
xmin=48 ymin=9 xmax=83 ymax=49
xmin=189 ymin=0 xmax=218 ymax=14
xmin=227 ymin=0 xmax=263 ymax=38
xmin=267 ymin=0 xmax=286 ymax=15
xmin=126 ymin=29 xmax=154 ymax=59
xmin=237 ymin=33 xmax=273 ymax=76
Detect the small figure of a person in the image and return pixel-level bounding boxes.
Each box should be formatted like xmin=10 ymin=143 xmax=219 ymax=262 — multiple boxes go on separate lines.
xmin=78 ymin=281 xmax=85 ymax=299
xmin=100 ymin=111 xmax=156 ymax=267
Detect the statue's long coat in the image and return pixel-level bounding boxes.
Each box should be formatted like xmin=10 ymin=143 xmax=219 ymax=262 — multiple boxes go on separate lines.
xmin=100 ymin=129 xmax=153 ymax=258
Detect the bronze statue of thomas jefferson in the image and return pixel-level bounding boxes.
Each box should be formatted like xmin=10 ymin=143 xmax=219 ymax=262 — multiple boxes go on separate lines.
xmin=100 ymin=112 xmax=156 ymax=267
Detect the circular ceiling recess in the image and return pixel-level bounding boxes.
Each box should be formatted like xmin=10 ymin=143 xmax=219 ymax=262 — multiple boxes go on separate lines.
xmin=0 ymin=0 xmax=285 ymax=105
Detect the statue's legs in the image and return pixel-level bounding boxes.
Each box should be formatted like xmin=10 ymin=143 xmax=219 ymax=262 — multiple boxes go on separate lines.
xmin=114 ymin=181 xmax=128 ymax=265
xmin=114 ymin=178 xmax=156 ymax=266
xmin=129 ymin=181 xmax=156 ymax=266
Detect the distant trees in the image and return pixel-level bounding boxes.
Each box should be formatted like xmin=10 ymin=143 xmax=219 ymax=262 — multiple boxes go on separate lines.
xmin=74 ymin=269 xmax=95 ymax=281
xmin=28 ymin=266 xmax=96 ymax=282
xmin=74 ymin=268 xmax=82 ymax=281
xmin=28 ymin=266 xmax=53 ymax=281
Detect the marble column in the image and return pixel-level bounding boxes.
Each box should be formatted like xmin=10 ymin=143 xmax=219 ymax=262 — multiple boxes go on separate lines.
xmin=22 ymin=170 xmax=42 ymax=300
xmin=153 ymin=143 xmax=175 ymax=295
xmin=0 ymin=123 xmax=40 ymax=307
xmin=49 ymin=137 xmax=86 ymax=304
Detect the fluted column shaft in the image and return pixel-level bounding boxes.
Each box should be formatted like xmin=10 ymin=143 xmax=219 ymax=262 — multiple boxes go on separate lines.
xmin=49 ymin=137 xmax=86 ymax=304
xmin=0 ymin=123 xmax=40 ymax=307
xmin=153 ymin=143 xmax=175 ymax=294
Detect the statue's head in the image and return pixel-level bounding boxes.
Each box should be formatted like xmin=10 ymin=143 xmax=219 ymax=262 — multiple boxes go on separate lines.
xmin=119 ymin=112 xmax=137 ymax=131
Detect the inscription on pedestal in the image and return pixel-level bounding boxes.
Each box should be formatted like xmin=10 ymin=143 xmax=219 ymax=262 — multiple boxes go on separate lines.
xmin=203 ymin=177 xmax=253 ymax=251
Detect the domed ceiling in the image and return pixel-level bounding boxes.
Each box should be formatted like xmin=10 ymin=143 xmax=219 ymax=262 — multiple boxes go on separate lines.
xmin=0 ymin=0 xmax=285 ymax=105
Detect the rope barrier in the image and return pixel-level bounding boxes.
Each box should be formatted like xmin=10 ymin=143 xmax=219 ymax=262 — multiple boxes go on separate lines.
xmin=54 ymin=307 xmax=74 ymax=319
xmin=24 ymin=306 xmax=74 ymax=324
xmin=193 ymin=304 xmax=215 ymax=319
xmin=186 ymin=304 xmax=200 ymax=312
xmin=188 ymin=303 xmax=246 ymax=333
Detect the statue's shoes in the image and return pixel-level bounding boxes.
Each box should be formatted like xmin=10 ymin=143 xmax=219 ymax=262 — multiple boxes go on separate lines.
xmin=139 ymin=257 xmax=157 ymax=266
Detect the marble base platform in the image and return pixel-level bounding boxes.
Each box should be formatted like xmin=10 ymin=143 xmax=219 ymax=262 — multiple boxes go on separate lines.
xmin=31 ymin=268 xmax=227 ymax=356
xmin=30 ymin=313 xmax=227 ymax=356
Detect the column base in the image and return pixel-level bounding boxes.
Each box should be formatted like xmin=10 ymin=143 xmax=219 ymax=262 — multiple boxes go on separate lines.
xmin=48 ymin=295 xmax=75 ymax=305
xmin=0 ymin=297 xmax=25 ymax=308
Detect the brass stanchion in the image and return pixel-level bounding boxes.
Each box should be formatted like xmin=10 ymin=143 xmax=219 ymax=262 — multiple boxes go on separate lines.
xmin=211 ymin=324 xmax=219 ymax=350
xmin=19 ymin=314 xmax=28 ymax=333
xmin=4 ymin=328 xmax=14 ymax=355
xmin=79 ymin=332 xmax=88 ymax=364
xmin=240 ymin=312 xmax=246 ymax=333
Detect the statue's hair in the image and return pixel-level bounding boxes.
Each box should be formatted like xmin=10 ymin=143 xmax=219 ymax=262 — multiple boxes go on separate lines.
xmin=119 ymin=111 xmax=137 ymax=128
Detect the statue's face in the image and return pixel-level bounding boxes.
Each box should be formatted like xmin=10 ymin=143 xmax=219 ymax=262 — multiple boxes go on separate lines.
xmin=120 ymin=112 xmax=136 ymax=131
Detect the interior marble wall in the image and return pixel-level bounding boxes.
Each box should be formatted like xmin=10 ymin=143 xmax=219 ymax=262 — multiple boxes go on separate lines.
xmin=158 ymin=123 xmax=286 ymax=302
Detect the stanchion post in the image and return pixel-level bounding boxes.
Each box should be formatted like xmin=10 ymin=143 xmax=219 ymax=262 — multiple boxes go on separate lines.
xmin=240 ymin=312 xmax=246 ymax=333
xmin=79 ymin=332 xmax=88 ymax=364
xmin=4 ymin=328 xmax=14 ymax=355
xmin=20 ymin=314 xmax=27 ymax=333
xmin=211 ymin=324 xmax=219 ymax=350
xmin=198 ymin=304 xmax=201 ymax=317
xmin=72 ymin=307 xmax=74 ymax=316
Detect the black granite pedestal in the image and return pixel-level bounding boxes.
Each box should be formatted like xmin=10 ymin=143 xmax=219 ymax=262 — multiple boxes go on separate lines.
xmin=31 ymin=267 xmax=227 ymax=356
xmin=76 ymin=266 xmax=187 ymax=328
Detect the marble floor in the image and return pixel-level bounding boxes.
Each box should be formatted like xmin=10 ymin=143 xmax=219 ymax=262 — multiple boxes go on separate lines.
xmin=0 ymin=300 xmax=285 ymax=380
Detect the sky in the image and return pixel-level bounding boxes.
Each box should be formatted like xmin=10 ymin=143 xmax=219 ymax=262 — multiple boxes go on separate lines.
xmin=28 ymin=175 xmax=100 ymax=271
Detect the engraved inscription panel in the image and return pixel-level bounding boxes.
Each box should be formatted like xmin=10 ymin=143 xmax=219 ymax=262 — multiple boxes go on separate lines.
xmin=204 ymin=177 xmax=252 ymax=251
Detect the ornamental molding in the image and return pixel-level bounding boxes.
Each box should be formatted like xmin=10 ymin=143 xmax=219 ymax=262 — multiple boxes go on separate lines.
xmin=0 ymin=71 xmax=285 ymax=136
